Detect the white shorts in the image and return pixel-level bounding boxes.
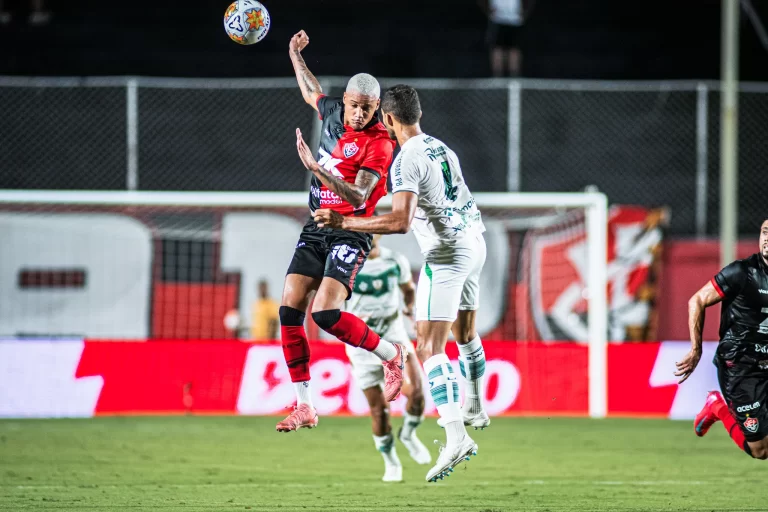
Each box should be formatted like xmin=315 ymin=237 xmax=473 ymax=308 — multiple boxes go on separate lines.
xmin=345 ymin=314 xmax=415 ymax=391
xmin=415 ymin=233 xmax=486 ymax=322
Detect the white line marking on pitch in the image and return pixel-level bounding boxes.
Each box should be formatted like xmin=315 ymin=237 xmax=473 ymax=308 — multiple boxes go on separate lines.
xmin=522 ymin=480 xmax=707 ymax=486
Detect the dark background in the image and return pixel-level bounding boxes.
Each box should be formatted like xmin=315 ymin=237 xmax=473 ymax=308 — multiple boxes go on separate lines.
xmin=1 ymin=0 xmax=767 ymax=236
xmin=0 ymin=0 xmax=766 ymax=80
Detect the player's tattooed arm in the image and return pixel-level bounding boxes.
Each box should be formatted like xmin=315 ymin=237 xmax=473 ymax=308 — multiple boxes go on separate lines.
xmin=314 ymin=168 xmax=379 ymax=209
xmin=675 ymin=280 xmax=723 ymax=383
xmin=289 ymin=30 xmax=323 ymax=110
xmin=295 ymin=128 xmax=378 ymax=208
xmin=314 ymin=191 xmax=417 ymax=235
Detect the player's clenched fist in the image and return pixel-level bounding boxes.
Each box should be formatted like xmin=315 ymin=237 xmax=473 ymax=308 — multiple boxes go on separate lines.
xmin=289 ymin=30 xmax=309 ymax=53
xmin=314 ymin=208 xmax=344 ymax=229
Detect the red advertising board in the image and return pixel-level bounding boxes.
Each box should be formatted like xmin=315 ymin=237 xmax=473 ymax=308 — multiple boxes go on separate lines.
xmin=0 ymin=339 xmax=717 ymax=419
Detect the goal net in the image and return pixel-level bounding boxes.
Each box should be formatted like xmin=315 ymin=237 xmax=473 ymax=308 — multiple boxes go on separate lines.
xmin=0 ymin=190 xmax=609 ymax=417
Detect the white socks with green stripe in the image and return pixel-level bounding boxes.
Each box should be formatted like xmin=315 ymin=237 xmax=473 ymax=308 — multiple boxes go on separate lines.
xmin=373 ymin=433 xmax=401 ymax=467
xmin=458 ymin=336 xmax=486 ymax=416
xmin=399 ymin=412 xmax=423 ymax=440
xmin=424 ymin=353 xmax=467 ymax=445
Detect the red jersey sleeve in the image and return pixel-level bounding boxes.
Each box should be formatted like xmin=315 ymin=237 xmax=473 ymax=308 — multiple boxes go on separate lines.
xmin=360 ymin=137 xmax=395 ymax=179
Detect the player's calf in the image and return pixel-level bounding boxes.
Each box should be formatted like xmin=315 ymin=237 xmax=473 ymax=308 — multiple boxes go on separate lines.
xmin=312 ymin=309 xmax=400 ymax=361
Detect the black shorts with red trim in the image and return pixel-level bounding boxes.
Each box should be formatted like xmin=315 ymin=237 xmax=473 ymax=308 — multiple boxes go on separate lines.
xmin=286 ymin=218 xmax=372 ymax=299
xmin=715 ymin=339 xmax=768 ymax=442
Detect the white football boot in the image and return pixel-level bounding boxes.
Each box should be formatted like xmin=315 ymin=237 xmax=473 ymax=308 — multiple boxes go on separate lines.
xmin=382 ymin=463 xmax=403 ymax=483
xmin=397 ymin=426 xmax=432 ymax=465
xmin=426 ymin=433 xmax=478 ymax=482
xmin=463 ymin=409 xmax=491 ymax=430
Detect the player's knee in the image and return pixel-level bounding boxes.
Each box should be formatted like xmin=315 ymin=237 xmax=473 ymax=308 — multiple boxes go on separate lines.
xmin=415 ymin=341 xmax=433 ymax=363
xmin=311 ymin=309 xmax=341 ymax=331
xmin=279 ymin=306 xmax=305 ymax=327
xmin=409 ymin=387 xmax=425 ymax=406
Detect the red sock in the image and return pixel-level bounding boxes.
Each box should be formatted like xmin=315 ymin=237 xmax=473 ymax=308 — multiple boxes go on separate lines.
xmin=713 ymin=399 xmax=749 ymax=453
xmin=313 ymin=310 xmax=380 ymax=351
xmin=279 ymin=306 xmax=310 ymax=383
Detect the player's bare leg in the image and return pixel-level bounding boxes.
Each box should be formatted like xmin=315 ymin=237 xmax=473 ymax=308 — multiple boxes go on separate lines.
xmin=362 ymin=387 xmax=403 ymax=482
xmin=276 ymin=274 xmax=321 ymax=432
xmin=416 ymin=320 xmax=477 ymax=482
xmin=453 ymin=310 xmax=490 ymax=430
xmin=311 ymin=277 xmax=406 ymax=401
xmin=397 ymin=355 xmax=431 ymax=465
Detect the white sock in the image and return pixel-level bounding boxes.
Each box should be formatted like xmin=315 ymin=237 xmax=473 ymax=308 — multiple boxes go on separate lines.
xmin=423 ymin=354 xmax=466 ymax=444
xmin=457 ymin=335 xmax=486 ymax=415
xmin=294 ymin=381 xmax=313 ymax=407
xmin=373 ymin=433 xmax=401 ymax=467
xmin=400 ymin=412 xmax=423 ymax=440
xmin=371 ymin=338 xmax=398 ymax=361
xmin=444 ymin=419 xmax=467 ymax=445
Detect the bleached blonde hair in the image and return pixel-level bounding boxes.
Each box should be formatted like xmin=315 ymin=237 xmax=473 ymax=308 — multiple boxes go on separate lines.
xmin=346 ymin=73 xmax=381 ymax=99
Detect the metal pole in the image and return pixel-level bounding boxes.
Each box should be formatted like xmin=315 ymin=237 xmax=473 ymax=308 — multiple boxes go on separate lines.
xmin=720 ymin=0 xmax=739 ymax=266
xmin=126 ymin=78 xmax=139 ymax=191
xmin=695 ymin=83 xmax=709 ymax=238
xmin=507 ymin=80 xmax=521 ymax=191
xmin=586 ymin=193 xmax=609 ymax=419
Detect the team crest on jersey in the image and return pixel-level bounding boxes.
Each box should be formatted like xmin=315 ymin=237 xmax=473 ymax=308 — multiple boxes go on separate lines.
xmin=343 ymin=142 xmax=359 ymax=158
xmin=744 ymin=416 xmax=759 ymax=433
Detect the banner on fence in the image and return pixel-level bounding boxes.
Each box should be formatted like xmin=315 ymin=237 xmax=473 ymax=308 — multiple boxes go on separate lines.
xmin=0 ymin=340 xmax=716 ymax=419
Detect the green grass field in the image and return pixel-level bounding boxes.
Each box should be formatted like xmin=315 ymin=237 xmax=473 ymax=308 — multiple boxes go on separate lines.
xmin=0 ymin=416 xmax=762 ymax=511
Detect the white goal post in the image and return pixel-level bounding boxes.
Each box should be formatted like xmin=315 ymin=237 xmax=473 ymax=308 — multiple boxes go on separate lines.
xmin=0 ymin=189 xmax=609 ymax=418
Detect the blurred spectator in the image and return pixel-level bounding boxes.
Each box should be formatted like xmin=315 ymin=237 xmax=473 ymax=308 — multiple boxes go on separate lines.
xmin=478 ymin=0 xmax=528 ymax=77
xmin=250 ymin=279 xmax=279 ymax=341
xmin=0 ymin=0 xmax=51 ymax=26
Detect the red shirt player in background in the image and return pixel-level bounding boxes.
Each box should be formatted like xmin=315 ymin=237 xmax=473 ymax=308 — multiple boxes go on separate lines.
xmin=276 ymin=30 xmax=406 ymax=433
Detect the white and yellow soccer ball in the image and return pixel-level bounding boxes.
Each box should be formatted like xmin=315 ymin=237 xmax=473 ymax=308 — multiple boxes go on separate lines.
xmin=223 ymin=1 xmax=271 ymax=45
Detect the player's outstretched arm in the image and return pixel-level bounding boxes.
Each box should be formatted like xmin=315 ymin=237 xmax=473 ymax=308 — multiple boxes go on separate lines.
xmin=289 ymin=30 xmax=322 ymax=111
xmin=313 ymin=191 xmax=417 ymax=234
xmin=675 ymin=281 xmax=723 ymax=383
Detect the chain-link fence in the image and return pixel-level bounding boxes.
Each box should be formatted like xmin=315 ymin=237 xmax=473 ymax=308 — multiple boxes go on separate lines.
xmin=1 ymin=76 xmax=766 ymax=235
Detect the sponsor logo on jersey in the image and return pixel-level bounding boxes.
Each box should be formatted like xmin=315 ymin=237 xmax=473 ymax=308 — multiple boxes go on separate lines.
xmin=310 ymin=185 xmax=342 ymax=205
xmin=744 ymin=416 xmax=759 ymax=433
xmin=737 ymin=401 xmax=761 ymax=413
xmin=760 ymin=289 xmax=768 ymax=294
xmin=393 ymin=156 xmax=403 ymax=188
xmin=317 ymin=148 xmax=344 ymax=178
xmin=343 ymin=142 xmax=359 ymax=158
xmin=755 ymin=344 xmax=768 ymax=354
xmin=423 ymin=145 xmax=447 ymax=161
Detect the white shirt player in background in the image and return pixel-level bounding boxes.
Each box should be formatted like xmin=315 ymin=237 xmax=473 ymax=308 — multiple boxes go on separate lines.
xmin=313 ymin=84 xmax=490 ymax=483
xmin=345 ymin=234 xmax=431 ymax=482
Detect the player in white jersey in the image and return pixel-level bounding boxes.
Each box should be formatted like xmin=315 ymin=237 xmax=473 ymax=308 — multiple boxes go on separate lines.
xmin=344 ymin=234 xmax=431 ymax=482
xmin=313 ymin=84 xmax=490 ymax=483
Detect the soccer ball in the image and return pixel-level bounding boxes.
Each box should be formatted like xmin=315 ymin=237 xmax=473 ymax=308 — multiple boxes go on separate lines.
xmin=223 ymin=1 xmax=271 ymax=45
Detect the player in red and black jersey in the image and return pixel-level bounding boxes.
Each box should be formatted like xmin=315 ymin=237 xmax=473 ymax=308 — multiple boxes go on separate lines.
xmin=677 ymin=218 xmax=768 ymax=460
xmin=276 ymin=30 xmax=405 ymax=433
